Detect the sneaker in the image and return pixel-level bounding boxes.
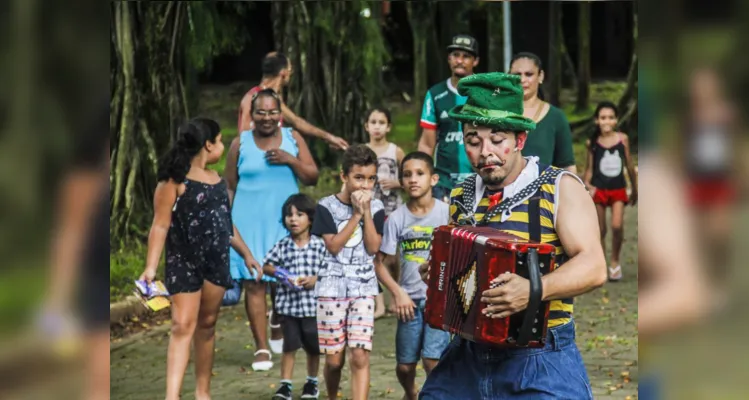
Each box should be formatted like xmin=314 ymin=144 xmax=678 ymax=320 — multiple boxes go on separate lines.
xmin=301 ymin=380 xmax=319 ymax=399
xmin=272 ymin=382 xmax=293 ymax=400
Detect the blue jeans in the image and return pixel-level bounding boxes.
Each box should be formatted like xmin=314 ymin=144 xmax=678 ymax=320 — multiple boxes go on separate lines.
xmin=396 ymin=299 xmax=451 ymax=364
xmin=221 ymin=280 xmax=243 ymax=306
xmin=639 ymin=372 xmax=661 ymax=400
xmin=419 ymin=321 xmax=593 ymax=400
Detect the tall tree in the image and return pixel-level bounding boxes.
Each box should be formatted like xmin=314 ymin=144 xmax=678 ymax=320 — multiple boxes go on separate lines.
xmin=275 ymin=1 xmax=389 ymax=158
xmin=547 ymin=2 xmax=562 ymax=106
xmin=576 ymin=2 xmax=592 ymax=112
xmin=486 ymin=3 xmax=504 ymax=73
xmin=110 ymin=2 xmax=249 ymax=245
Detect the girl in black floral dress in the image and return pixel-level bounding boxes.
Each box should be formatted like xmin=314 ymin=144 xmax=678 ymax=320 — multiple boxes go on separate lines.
xmin=139 ymin=117 xmax=263 ymax=400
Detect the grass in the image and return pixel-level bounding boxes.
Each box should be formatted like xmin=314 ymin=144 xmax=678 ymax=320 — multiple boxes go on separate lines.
xmin=110 ymin=242 xmax=165 ymax=301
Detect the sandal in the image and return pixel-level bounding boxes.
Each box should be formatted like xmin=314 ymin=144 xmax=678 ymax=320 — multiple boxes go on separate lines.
xmin=251 ymin=349 xmax=273 ymax=371
xmin=268 ymin=311 xmax=284 ymax=354
xmin=608 ymin=265 xmax=622 ymax=281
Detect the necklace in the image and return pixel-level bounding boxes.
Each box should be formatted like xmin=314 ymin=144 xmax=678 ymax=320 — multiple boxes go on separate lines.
xmin=529 ymin=100 xmax=546 ymax=123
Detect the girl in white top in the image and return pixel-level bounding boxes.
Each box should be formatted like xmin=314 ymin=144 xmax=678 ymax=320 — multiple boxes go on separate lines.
xmin=365 ymin=107 xmax=405 ymax=216
xmin=364 ymin=107 xmax=404 ymax=319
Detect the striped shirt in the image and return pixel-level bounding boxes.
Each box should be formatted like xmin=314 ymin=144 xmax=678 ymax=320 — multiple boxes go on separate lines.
xmin=448 ymin=162 xmax=580 ymax=328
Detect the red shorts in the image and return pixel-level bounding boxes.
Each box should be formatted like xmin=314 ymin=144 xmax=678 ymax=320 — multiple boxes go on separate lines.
xmin=593 ymin=188 xmax=629 ymax=207
xmin=688 ymin=179 xmax=736 ymax=207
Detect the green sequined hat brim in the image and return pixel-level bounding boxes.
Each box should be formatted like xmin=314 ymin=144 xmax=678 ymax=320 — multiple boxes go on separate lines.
xmin=448 ymin=103 xmax=537 ymax=132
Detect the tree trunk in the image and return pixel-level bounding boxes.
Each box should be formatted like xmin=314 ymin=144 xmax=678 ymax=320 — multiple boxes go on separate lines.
xmin=561 ymin=38 xmax=578 ymax=89
xmin=409 ymin=2 xmax=429 ymax=102
xmin=546 ymin=2 xmax=562 ymax=106
xmin=576 ymin=2 xmax=591 ymax=112
xmin=616 ymin=4 xmax=638 ymax=137
xmin=487 ymin=4 xmax=504 ymax=73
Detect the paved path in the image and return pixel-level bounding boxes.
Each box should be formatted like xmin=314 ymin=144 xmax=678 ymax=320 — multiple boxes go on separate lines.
xmin=111 ymin=206 xmax=638 ymax=399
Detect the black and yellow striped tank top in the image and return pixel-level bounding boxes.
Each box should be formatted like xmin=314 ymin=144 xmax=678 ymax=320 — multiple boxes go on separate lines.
xmin=448 ymin=166 xmax=574 ymax=328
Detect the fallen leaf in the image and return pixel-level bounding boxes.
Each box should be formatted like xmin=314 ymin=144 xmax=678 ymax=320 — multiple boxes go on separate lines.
xmin=609 ymin=386 xmax=618 ymax=391
xmin=211 ymin=371 xmax=217 ymax=376
xmin=621 ymin=371 xmax=630 ymax=378
xmin=337 ymin=391 xmax=343 ymax=398
xmin=131 ymin=316 xmax=140 ymax=322
xmin=602 ymin=297 xmax=610 ymax=304
xmin=625 ymin=397 xmax=632 ymax=400
xmin=624 ymin=377 xmax=631 ymax=383
xmin=607 ymin=371 xmax=613 ymax=377
xmin=624 ymin=361 xmax=635 ymax=367
xmin=386 ymin=388 xmax=394 ymax=393
xmin=239 ymin=366 xmax=246 ymax=373
xmin=245 ymin=321 xmax=250 ymax=326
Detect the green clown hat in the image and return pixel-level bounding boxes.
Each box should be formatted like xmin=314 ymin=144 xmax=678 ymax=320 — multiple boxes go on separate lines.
xmin=448 ymin=72 xmax=537 ymax=132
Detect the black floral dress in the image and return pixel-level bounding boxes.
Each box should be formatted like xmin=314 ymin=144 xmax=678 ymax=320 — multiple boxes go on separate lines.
xmin=165 ymin=178 xmax=234 ymax=294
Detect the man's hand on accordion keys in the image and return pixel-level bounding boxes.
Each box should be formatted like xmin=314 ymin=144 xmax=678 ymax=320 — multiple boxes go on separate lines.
xmin=481 ymin=272 xmax=532 ymax=319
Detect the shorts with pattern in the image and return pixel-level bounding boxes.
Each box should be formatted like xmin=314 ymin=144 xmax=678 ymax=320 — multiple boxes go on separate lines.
xmin=317 ymin=296 xmax=375 ymax=354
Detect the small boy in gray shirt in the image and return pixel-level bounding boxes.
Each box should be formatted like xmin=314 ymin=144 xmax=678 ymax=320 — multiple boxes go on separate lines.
xmin=375 ymin=151 xmax=451 ymax=400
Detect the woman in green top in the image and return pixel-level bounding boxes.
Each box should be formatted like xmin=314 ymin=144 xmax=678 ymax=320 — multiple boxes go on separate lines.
xmin=510 ymin=52 xmax=577 ymax=174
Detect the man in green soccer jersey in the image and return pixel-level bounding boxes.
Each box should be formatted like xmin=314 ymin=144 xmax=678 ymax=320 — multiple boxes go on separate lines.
xmin=418 ymin=34 xmax=480 ymax=201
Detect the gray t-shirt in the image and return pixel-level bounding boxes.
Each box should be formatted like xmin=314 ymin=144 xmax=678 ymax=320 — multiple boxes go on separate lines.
xmin=380 ymin=200 xmax=450 ymax=300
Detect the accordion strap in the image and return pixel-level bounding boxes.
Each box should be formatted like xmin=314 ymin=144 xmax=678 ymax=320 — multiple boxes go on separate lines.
xmin=455 ymin=167 xmax=563 ymax=226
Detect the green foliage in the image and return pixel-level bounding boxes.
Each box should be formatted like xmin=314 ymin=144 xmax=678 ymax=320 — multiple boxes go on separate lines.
xmin=185 ymin=2 xmax=252 ymax=72
xmin=110 ymin=242 xmax=165 ymax=302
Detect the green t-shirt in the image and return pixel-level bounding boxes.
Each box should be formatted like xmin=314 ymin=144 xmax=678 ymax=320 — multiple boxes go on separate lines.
xmin=522 ymin=105 xmax=576 ymax=168
xmin=420 ymin=79 xmax=474 ymax=190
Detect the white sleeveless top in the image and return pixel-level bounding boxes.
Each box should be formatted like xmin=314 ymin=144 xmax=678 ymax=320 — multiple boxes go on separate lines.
xmin=372 ymin=143 xmax=403 ymax=216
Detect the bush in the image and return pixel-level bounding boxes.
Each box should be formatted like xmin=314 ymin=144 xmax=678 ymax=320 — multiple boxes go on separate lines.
xmin=110 ymin=243 xmax=164 ymax=302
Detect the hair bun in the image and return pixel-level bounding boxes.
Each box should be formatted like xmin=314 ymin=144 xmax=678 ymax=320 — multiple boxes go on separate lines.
xmin=176 ymin=122 xmax=204 ymax=152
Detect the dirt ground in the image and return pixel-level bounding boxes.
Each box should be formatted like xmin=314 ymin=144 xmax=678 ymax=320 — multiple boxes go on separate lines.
xmin=110 ymin=204 xmax=638 ymax=400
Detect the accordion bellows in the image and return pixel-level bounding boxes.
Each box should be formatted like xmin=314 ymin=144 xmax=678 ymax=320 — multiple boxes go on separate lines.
xmin=425 ymin=226 xmax=557 ymax=348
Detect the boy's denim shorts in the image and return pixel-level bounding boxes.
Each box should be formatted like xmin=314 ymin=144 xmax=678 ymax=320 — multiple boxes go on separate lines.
xmin=419 ymin=320 xmax=593 ymax=400
xmin=396 ymin=299 xmax=451 ymax=364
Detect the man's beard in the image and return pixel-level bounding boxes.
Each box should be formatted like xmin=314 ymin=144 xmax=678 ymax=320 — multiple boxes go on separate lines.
xmin=479 ymin=170 xmax=507 ymax=186
xmin=476 ymin=160 xmax=507 ymax=186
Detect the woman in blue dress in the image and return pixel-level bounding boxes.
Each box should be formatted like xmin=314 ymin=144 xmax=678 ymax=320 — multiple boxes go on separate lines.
xmin=224 ymin=89 xmax=319 ymax=371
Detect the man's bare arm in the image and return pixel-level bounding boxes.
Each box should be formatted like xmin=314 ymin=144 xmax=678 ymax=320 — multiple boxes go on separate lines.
xmin=238 ymin=95 xmax=253 ymax=133
xmin=418 ymin=128 xmax=437 ymax=156
xmin=282 ymin=103 xmax=348 ymax=150
xmin=542 ymin=175 xmax=607 ymax=301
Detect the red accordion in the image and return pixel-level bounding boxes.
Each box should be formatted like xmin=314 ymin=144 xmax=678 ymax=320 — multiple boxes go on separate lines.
xmin=424 ymin=225 xmax=557 ymax=348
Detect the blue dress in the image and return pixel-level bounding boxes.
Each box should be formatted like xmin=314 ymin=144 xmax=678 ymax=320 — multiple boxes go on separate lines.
xmin=229 ymin=128 xmax=300 ymax=283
